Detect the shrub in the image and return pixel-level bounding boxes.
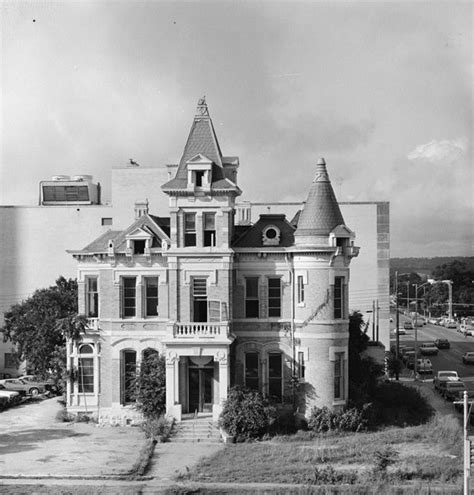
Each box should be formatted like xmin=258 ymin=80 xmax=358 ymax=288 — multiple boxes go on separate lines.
xmin=141 ymin=415 xmax=174 ymax=442
xmin=308 ymin=406 xmax=368 ymax=433
xmin=370 ymin=382 xmax=433 ymax=426
xmin=131 ymin=351 xmax=166 ymax=419
xmin=219 ymin=386 xmax=277 ymax=442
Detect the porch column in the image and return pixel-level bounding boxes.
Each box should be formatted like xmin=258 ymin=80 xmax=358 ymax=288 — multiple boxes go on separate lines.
xmin=213 ymin=350 xmax=229 ymax=421
xmin=165 ymin=350 xmax=182 ymax=421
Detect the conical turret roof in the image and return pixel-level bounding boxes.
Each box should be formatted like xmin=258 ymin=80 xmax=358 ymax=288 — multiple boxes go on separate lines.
xmin=294 ymin=158 xmax=345 ymax=240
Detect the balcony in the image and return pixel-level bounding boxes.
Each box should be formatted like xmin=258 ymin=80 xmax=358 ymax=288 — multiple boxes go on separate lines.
xmin=86 ymin=318 xmax=100 ymax=331
xmin=165 ymin=321 xmax=235 ymax=344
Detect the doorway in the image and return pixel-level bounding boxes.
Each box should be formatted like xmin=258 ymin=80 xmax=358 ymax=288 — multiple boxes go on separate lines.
xmin=188 ymin=367 xmax=213 ymax=413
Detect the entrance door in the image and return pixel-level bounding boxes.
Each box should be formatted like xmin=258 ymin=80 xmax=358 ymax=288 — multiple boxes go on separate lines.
xmin=188 ymin=368 xmax=213 ymax=413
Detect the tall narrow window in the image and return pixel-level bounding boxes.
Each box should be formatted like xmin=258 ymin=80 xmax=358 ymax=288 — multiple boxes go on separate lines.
xmin=195 ymin=171 xmax=204 ymax=187
xmin=184 ymin=213 xmax=196 ymax=246
xmin=86 ymin=277 xmax=98 ymax=317
xmin=122 ymin=277 xmax=137 ymax=318
xmin=245 ymin=277 xmax=259 ymax=318
xmin=334 ymin=352 xmax=344 ymax=399
xmin=192 ymin=278 xmax=208 ymax=322
xmin=268 ymin=352 xmax=282 ymax=401
xmin=144 ymin=277 xmax=158 ymax=317
xmin=268 ymin=278 xmax=281 ymax=317
xmin=297 ymin=275 xmax=304 ymax=304
xmin=245 ymin=352 xmax=259 ymax=391
xmin=78 ymin=344 xmax=94 ymax=393
xmin=334 ymin=277 xmax=344 ymax=319
xmin=121 ymin=350 xmax=137 ymax=404
xmin=298 ymin=351 xmax=305 ymax=380
xmin=203 ymin=213 xmax=216 ymax=247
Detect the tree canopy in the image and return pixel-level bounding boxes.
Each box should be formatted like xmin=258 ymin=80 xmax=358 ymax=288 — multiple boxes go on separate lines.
xmin=2 ymin=277 xmax=86 ymax=376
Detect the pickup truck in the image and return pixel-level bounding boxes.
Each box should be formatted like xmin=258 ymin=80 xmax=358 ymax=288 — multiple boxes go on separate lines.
xmin=440 ymin=380 xmax=466 ymax=401
xmin=433 ymin=371 xmax=459 ymax=391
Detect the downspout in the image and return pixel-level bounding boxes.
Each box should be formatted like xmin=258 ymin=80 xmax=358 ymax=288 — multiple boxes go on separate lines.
xmin=285 ymin=253 xmax=296 ymax=411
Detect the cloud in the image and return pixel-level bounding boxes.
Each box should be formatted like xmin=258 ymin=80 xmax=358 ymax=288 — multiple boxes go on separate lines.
xmin=407 ymin=138 xmax=467 ymax=164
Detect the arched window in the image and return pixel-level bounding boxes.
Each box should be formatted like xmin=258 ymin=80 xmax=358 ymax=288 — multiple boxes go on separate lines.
xmin=78 ymin=344 xmax=94 ymax=393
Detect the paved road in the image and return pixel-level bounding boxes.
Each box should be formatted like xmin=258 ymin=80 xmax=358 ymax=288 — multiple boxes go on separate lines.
xmin=392 ymin=314 xmax=474 ymax=383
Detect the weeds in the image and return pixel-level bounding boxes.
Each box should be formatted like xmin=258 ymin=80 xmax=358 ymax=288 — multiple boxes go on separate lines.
xmin=140 ymin=415 xmax=174 ymax=442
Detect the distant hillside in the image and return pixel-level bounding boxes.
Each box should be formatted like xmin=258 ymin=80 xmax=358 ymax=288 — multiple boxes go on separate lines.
xmin=390 ymin=257 xmax=474 ymax=277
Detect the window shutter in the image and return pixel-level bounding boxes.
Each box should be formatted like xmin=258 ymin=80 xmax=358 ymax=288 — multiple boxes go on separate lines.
xmin=119 ymin=280 xmax=123 ymax=318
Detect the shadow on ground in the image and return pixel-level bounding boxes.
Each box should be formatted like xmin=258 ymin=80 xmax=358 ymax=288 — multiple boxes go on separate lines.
xmin=0 ymin=430 xmax=88 ymax=454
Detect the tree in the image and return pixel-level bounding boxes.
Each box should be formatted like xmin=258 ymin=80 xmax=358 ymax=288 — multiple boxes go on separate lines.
xmin=1 ymin=277 xmax=85 ymax=377
xmin=132 ymin=351 xmax=166 ymax=419
xmin=348 ymin=311 xmax=383 ymax=405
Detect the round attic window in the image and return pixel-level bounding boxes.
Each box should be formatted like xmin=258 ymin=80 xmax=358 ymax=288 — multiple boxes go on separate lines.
xmin=262 ymin=225 xmax=281 ymax=246
xmin=265 ymin=228 xmax=277 ymax=239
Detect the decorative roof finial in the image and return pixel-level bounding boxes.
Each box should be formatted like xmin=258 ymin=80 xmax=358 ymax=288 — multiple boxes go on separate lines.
xmin=196 ymin=96 xmax=209 ymax=118
xmin=313 ymin=157 xmax=329 ymax=183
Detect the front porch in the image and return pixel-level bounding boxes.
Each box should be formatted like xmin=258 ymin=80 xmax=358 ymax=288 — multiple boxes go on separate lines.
xmin=164 ymin=321 xmax=234 ymax=422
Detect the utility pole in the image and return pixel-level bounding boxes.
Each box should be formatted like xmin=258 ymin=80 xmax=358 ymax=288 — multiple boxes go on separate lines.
xmin=376 ymin=299 xmax=379 ymax=342
xmin=395 ymin=272 xmax=400 ymax=381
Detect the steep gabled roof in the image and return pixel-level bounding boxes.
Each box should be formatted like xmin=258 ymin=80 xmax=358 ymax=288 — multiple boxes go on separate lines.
xmin=75 ymin=214 xmax=170 ymax=254
xmin=162 ymin=98 xmax=240 ymax=194
xmin=294 ymin=158 xmax=345 ymax=238
xmin=232 ymin=214 xmax=296 ymax=248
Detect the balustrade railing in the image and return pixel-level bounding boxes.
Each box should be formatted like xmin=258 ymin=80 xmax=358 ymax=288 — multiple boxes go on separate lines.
xmin=86 ymin=318 xmax=99 ymax=331
xmin=173 ymin=322 xmax=228 ymax=338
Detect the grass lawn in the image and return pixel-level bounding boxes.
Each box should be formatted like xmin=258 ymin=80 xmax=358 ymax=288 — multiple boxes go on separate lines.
xmin=179 ymin=414 xmax=463 ymax=492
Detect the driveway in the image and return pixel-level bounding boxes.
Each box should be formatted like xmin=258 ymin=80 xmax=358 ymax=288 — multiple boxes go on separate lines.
xmin=0 ymin=397 xmax=145 ymax=477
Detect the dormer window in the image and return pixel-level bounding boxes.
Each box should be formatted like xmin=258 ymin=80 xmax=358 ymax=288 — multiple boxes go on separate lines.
xmin=134 ymin=240 xmax=146 ymax=254
xmin=262 ymin=225 xmax=281 ymax=246
xmin=195 ymin=171 xmax=204 ymax=187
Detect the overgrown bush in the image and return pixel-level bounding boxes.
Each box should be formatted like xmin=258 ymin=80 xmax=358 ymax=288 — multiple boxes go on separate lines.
xmin=369 ymin=382 xmax=433 ymax=426
xmin=307 ymin=406 xmax=369 ymax=433
xmin=141 ymin=415 xmax=174 ymax=442
xmin=131 ymin=351 xmax=166 ymax=419
xmin=219 ymin=386 xmax=277 ymax=442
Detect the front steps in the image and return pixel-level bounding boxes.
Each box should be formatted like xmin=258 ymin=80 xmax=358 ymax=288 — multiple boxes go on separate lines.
xmin=172 ymin=415 xmax=222 ymax=444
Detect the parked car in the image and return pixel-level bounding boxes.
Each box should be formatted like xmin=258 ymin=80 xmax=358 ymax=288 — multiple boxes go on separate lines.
xmin=428 ymin=318 xmax=439 ymax=325
xmin=434 ymin=371 xmax=459 ymax=391
xmin=404 ymin=321 xmax=414 ymax=330
xmin=393 ymin=327 xmax=406 ymax=335
xmin=440 ymin=380 xmax=466 ymax=401
xmin=416 ymin=358 xmax=433 ymax=374
xmin=463 ymin=352 xmax=474 ymax=364
xmin=18 ymin=375 xmax=59 ymax=394
xmin=444 ymin=320 xmax=458 ymax=329
xmin=434 ymin=338 xmax=450 ymax=349
xmin=0 ymin=378 xmax=45 ymax=396
xmin=418 ymin=342 xmax=439 ymax=356
xmin=0 ymin=384 xmax=22 ymax=404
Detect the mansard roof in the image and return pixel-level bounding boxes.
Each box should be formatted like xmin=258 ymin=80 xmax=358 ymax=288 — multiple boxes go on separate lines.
xmin=232 ymin=214 xmax=296 ymax=248
xmin=294 ymin=158 xmax=345 ymax=238
xmin=162 ymin=97 xmax=240 ymax=194
xmin=75 ymin=214 xmax=170 ymax=254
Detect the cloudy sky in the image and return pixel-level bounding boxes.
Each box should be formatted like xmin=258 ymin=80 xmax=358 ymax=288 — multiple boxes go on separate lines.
xmin=1 ymin=1 xmax=472 ymax=257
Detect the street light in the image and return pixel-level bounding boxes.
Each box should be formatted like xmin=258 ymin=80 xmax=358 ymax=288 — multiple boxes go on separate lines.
xmin=428 ymin=279 xmax=453 ymax=321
